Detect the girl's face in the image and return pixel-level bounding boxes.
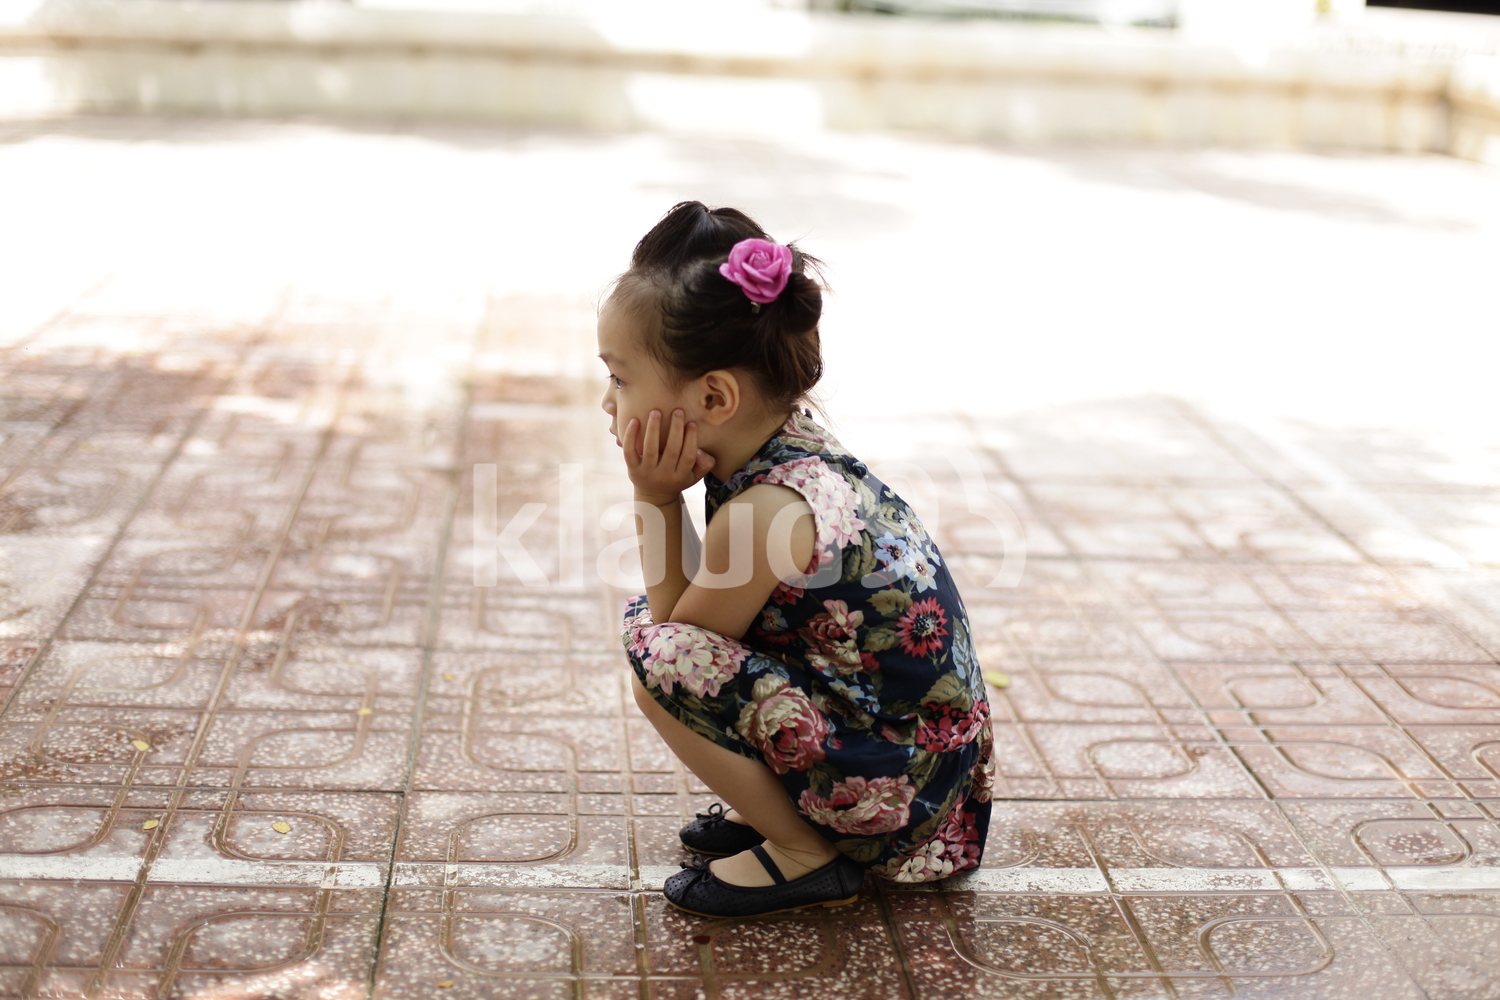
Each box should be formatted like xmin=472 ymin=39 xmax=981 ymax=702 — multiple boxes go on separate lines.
xmin=597 ymin=296 xmax=698 ymax=456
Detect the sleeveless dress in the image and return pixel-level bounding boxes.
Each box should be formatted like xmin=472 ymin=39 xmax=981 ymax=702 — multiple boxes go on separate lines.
xmin=621 ymin=409 xmax=994 ymax=882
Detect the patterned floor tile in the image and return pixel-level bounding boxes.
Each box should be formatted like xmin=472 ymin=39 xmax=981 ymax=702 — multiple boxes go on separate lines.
xmin=3 ymin=118 xmax=1499 ymax=999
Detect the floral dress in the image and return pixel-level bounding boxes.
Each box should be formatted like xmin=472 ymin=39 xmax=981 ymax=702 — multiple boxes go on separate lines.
xmin=622 ymin=410 xmax=994 ymax=882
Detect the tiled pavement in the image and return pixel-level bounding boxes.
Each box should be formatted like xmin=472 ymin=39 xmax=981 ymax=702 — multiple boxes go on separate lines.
xmin=2 ymin=117 xmax=1500 ymax=998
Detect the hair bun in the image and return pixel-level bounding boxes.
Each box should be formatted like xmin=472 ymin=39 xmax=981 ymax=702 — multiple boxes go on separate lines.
xmin=618 ymin=203 xmax=825 ymax=412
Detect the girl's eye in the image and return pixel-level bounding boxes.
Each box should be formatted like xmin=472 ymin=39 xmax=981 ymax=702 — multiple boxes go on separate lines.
xmin=607 ymin=374 xmax=624 ymax=389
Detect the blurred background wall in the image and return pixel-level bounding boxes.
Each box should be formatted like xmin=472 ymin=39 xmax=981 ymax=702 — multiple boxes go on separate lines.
xmin=2 ymin=0 xmax=1499 ymax=162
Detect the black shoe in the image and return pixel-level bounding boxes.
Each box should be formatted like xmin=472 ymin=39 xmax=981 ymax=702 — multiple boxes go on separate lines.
xmin=664 ymin=845 xmax=864 ymax=918
xmin=678 ymin=803 xmax=766 ymax=857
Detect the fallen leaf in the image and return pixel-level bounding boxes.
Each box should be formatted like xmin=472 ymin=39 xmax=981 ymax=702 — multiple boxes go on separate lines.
xmin=271 ymin=820 xmax=292 ymax=834
xmin=142 ymin=819 xmax=159 ymax=830
xmin=437 ymin=981 xmax=454 ymax=989
xmin=982 ymin=670 xmax=1011 ymax=689
xmin=356 ymin=707 xmax=373 ymax=716
xmin=130 ymin=739 xmax=151 ymax=752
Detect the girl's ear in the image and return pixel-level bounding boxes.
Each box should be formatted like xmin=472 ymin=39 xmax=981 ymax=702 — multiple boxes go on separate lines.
xmin=698 ymin=370 xmax=741 ymax=426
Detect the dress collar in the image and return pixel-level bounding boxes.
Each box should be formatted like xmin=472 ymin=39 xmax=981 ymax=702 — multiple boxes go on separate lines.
xmin=702 ymin=409 xmax=867 ymax=513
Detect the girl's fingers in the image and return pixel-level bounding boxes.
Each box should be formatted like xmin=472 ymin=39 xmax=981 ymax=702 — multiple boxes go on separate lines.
xmin=642 ymin=410 xmax=661 ymax=464
xmin=692 ymin=434 xmax=713 ymax=476
xmin=676 ymin=420 xmax=698 ymax=476
xmin=687 ymin=423 xmax=709 ymax=479
xmin=622 ymin=417 xmax=641 ymax=469
xmin=664 ymin=410 xmax=685 ymax=471
xmin=618 ymin=410 xmax=707 ymax=492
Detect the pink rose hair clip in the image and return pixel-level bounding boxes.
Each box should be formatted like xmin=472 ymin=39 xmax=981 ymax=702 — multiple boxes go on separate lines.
xmin=719 ymin=238 xmax=793 ymax=312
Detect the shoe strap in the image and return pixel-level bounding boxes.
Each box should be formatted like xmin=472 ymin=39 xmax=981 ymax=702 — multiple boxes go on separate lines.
xmin=749 ymin=845 xmax=787 ymax=885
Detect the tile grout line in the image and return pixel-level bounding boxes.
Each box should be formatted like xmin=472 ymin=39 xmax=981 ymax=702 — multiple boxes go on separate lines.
xmin=962 ymin=414 xmax=1286 ymax=803
xmin=1078 ymin=821 xmax=1182 ymax=1000
xmin=0 ymin=361 xmax=217 ymax=719
xmin=7 ymin=355 xmax=240 ymax=989
xmin=1142 ymin=462 xmax=1471 ymax=814
xmin=871 ymin=879 xmax=922 ymax=1000
xmin=965 ymin=404 xmax=1434 ymax=996
xmin=959 ymin=407 xmax=1356 ymax=996
xmin=362 ymin=368 xmax=474 ymax=1000
xmin=609 ymin=616 xmax=656 ymax=1000
xmin=0 ymin=373 xmax=226 ymax=951
xmin=1171 ymin=398 xmax=1497 ymax=810
xmin=1165 ymin=397 xmax=1454 ymax=1000
xmin=0 ymin=342 xmax=257 ymax=994
xmin=87 ymin=338 xmax=342 ymax=999
xmin=10 ymin=854 xmax=1499 ymax=892
xmin=1169 ymin=397 xmax=1498 ymax=660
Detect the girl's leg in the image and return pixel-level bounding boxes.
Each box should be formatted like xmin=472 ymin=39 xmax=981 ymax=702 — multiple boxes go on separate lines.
xmin=632 ymin=675 xmax=839 ymax=887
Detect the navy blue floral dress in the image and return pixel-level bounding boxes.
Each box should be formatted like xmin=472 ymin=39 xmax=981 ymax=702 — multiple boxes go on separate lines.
xmin=622 ymin=410 xmax=994 ymax=881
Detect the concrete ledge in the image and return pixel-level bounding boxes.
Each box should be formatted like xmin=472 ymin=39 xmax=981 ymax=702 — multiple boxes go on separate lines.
xmin=1450 ymin=53 xmax=1500 ymax=163
xmin=2 ymin=0 xmax=1497 ymax=159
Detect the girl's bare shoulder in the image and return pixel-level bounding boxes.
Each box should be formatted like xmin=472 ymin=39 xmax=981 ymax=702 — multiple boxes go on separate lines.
xmin=722 ymin=481 xmax=814 ymax=516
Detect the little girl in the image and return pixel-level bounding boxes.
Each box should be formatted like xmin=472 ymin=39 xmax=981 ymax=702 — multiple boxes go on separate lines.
xmin=601 ymin=201 xmax=994 ymax=918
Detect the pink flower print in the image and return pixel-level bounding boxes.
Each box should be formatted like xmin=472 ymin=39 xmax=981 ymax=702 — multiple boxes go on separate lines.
xmin=807 ymin=540 xmax=843 ymax=579
xmin=797 ymin=775 xmax=916 ymax=836
xmin=799 ymin=599 xmax=877 ymax=675
xmin=761 ymin=456 xmax=821 ymax=494
xmin=735 ymin=675 xmax=830 ymax=774
xmin=970 ymin=741 xmax=998 ymax=803
xmin=877 ymin=840 xmax=955 ymax=883
xmin=821 ymin=599 xmax=862 ymax=632
xmin=880 ymin=721 xmax=916 ymax=745
xmin=806 ymin=479 xmax=865 ymax=549
xmin=933 ymin=799 xmax=983 ymax=869
xmin=879 ymin=796 xmax=983 ymax=883
xmin=622 ymin=605 xmax=655 ymax=655
xmin=770 ymin=580 xmax=805 ymax=605
xmin=640 ymin=623 xmax=747 ymax=699
xmin=896 ymin=598 xmax=949 ymax=658
xmin=915 ymin=700 xmax=990 ymax=753
xmin=762 ymin=457 xmax=866 ymax=552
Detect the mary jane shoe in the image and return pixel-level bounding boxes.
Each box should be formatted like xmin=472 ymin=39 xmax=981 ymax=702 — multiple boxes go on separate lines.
xmin=663 ymin=845 xmax=864 ymax=918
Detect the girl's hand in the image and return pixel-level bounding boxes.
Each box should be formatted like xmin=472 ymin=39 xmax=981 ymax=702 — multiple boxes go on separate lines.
xmin=623 ymin=408 xmax=714 ymax=506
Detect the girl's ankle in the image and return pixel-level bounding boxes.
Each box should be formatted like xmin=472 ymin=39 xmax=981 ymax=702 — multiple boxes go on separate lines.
xmin=764 ymin=841 xmax=840 ymax=876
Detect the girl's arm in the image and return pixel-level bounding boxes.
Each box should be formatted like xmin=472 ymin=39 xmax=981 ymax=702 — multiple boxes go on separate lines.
xmin=670 ymin=483 xmax=814 ymax=639
xmin=622 ymin=408 xmax=812 ymax=634
xmin=622 ymin=409 xmax=712 ymax=623
xmin=636 ymin=493 xmax=700 ymax=625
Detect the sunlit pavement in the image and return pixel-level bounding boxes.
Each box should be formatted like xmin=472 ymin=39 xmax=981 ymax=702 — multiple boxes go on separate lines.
xmin=2 ymin=115 xmax=1499 ymax=998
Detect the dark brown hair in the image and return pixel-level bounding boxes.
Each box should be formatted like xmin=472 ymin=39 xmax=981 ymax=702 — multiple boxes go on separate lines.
xmin=612 ymin=201 xmax=823 ymax=413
